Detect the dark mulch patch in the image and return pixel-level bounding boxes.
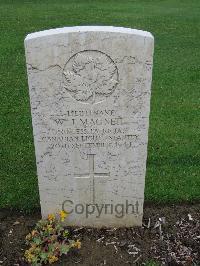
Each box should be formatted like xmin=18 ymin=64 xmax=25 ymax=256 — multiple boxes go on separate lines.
xmin=0 ymin=203 xmax=199 ymax=266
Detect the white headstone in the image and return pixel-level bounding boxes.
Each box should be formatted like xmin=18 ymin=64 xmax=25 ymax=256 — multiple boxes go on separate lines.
xmin=25 ymin=26 xmax=154 ymax=227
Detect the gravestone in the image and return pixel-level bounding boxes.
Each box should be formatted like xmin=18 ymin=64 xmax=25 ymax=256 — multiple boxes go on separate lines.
xmin=25 ymin=26 xmax=154 ymax=227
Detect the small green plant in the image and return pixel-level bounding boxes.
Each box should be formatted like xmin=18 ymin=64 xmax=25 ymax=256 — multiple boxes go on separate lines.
xmin=24 ymin=211 xmax=81 ymax=265
xmin=144 ymin=260 xmax=160 ymax=266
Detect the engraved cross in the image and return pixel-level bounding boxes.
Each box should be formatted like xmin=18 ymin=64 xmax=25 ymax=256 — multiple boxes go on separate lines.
xmin=74 ymin=154 xmax=110 ymax=203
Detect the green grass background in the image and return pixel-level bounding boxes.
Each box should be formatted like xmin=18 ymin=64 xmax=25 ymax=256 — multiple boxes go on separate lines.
xmin=0 ymin=0 xmax=199 ymax=210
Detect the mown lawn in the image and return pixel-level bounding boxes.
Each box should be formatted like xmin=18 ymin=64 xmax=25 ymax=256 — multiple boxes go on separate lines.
xmin=0 ymin=0 xmax=199 ymax=210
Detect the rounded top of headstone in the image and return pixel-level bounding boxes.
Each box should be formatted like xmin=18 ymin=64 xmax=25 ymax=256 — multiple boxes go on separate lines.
xmin=25 ymin=26 xmax=154 ymax=42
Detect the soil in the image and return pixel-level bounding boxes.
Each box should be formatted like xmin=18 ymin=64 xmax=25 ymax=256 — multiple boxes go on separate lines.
xmin=0 ymin=203 xmax=199 ymax=266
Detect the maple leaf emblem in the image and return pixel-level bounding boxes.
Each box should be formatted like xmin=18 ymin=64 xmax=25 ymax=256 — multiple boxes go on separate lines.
xmin=62 ymin=51 xmax=119 ymax=104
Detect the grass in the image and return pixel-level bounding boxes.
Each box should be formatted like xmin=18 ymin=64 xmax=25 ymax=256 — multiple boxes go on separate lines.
xmin=0 ymin=0 xmax=199 ymax=210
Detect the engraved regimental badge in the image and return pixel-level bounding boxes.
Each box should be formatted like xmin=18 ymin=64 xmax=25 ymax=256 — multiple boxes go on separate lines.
xmin=62 ymin=50 xmax=119 ymax=104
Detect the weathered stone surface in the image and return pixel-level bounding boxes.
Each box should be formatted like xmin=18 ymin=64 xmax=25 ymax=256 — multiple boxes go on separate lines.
xmin=25 ymin=26 xmax=154 ymax=227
